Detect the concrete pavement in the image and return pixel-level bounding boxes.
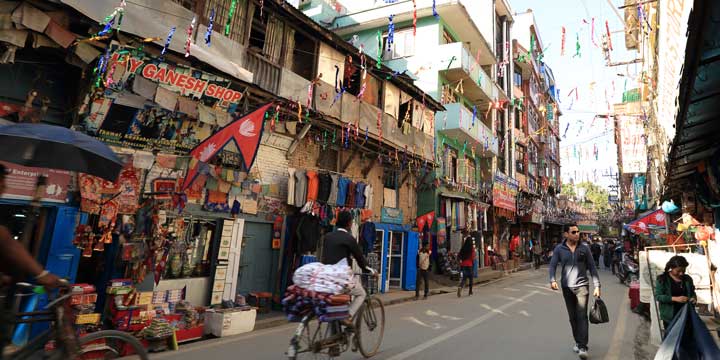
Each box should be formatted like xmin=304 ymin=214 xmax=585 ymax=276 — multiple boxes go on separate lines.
xmin=153 ymin=268 xmax=646 ymax=359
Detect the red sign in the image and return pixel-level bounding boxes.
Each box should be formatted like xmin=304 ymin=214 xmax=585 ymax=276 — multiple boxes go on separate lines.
xmin=0 ymin=161 xmax=71 ymax=203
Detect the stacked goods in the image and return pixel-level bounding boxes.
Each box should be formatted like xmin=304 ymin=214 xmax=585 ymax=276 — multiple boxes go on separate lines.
xmin=69 ymin=284 xmax=101 ymax=333
xmin=291 ymin=260 xmax=353 ymax=295
xmin=282 ymin=285 xmax=351 ymax=322
xmin=139 ymin=318 xmax=174 ymax=340
xmin=284 ymin=260 xmax=353 ymax=322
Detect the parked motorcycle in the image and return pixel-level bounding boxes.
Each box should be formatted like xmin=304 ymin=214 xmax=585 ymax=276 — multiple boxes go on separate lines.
xmin=616 ymin=252 xmax=639 ymax=286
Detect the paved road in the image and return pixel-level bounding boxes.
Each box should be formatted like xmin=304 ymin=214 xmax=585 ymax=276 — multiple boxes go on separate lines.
xmin=154 ymin=268 xmax=645 ymax=359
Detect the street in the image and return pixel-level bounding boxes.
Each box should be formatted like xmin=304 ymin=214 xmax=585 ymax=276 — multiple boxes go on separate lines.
xmin=153 ymin=268 xmax=645 ymax=360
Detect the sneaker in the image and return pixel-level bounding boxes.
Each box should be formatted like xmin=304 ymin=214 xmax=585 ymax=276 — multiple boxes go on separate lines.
xmin=457 ymin=287 xmax=462 ymax=298
xmin=578 ymin=348 xmax=588 ymax=359
xmin=572 ymin=344 xmax=579 ymax=353
xmin=468 ymin=291 xmax=474 ymax=296
xmin=423 ymin=295 xmax=428 ymax=300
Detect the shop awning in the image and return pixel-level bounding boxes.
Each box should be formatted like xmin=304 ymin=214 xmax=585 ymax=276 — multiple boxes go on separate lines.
xmin=60 ymin=0 xmax=253 ymax=83
xmin=440 ymin=191 xmax=473 ymax=201
xmin=624 ymin=208 xmax=667 ymax=234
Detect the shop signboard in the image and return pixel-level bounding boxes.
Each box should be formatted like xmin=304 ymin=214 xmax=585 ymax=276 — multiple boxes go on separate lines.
xmin=492 ymin=171 xmax=518 ymax=212
xmin=85 ymin=46 xmax=247 ymax=153
xmin=618 ymin=115 xmax=647 ymax=173
xmin=381 ymin=208 xmax=404 ymax=225
xmin=0 ymin=161 xmax=70 ymax=203
xmin=657 ymin=0 xmax=693 ymax=141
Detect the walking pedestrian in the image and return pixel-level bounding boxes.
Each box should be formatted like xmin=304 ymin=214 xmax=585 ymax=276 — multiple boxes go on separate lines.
xmin=457 ymin=230 xmax=476 ymax=297
xmin=416 ymin=243 xmax=431 ymax=300
xmin=549 ymin=223 xmax=601 ymax=359
xmin=533 ymin=240 xmax=543 ymax=270
xmin=655 ymin=255 xmax=696 ymax=332
xmin=590 ymin=241 xmax=602 ymax=268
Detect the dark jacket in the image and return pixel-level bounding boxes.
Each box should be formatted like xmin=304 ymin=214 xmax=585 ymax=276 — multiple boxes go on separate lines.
xmin=549 ymin=240 xmax=601 ymax=288
xmin=321 ymin=229 xmax=369 ymax=270
xmin=655 ymin=273 xmax=696 ymax=323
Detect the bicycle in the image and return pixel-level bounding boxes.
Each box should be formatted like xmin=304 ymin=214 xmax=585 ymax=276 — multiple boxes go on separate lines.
xmin=1 ymin=282 xmax=149 ymax=360
xmin=286 ymin=274 xmax=386 ymax=359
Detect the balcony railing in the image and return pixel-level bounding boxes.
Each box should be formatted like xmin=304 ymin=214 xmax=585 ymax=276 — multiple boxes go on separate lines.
xmin=439 ymin=42 xmax=497 ymax=103
xmin=437 ymin=103 xmax=498 ymax=156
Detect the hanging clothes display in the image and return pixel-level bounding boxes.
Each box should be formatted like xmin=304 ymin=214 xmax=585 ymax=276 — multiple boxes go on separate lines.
xmin=359 ymin=221 xmax=377 ymax=254
xmin=288 ymin=167 xmax=296 ymax=206
xmin=336 ymin=177 xmax=350 ymax=206
xmin=328 ymin=174 xmax=339 ymax=206
xmin=345 ymin=181 xmax=357 ymax=208
xmin=294 ymin=169 xmax=308 ymax=207
xmin=355 ymin=182 xmax=367 ymax=209
xmin=296 ymin=213 xmax=320 ymax=253
xmin=306 ymin=170 xmax=319 ymax=201
xmin=364 ymin=184 xmax=373 ymax=209
xmin=317 ymin=172 xmax=332 ymax=203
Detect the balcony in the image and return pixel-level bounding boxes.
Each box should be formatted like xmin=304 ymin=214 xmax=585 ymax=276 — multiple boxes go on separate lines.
xmin=439 ymin=42 xmax=500 ymax=106
xmin=437 ymin=103 xmax=498 ymax=156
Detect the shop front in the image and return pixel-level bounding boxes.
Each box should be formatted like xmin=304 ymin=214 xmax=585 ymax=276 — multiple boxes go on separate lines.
xmin=375 ymin=208 xmax=419 ymax=293
xmin=491 ymin=171 xmax=518 ymax=261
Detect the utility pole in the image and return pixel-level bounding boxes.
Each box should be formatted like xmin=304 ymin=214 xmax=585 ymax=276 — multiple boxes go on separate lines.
xmin=603 ymin=170 xmax=622 ymax=236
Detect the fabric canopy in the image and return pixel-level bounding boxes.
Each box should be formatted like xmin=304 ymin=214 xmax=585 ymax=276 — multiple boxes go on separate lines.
xmin=624 ymin=208 xmax=667 ymax=234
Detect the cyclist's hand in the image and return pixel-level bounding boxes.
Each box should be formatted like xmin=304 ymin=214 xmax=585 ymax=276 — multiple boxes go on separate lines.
xmin=365 ymin=267 xmax=379 ymax=278
xmin=36 ymin=273 xmax=66 ymax=290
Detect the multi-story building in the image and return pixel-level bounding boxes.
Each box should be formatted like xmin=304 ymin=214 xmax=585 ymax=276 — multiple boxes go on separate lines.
xmin=512 ymin=10 xmax=563 ymax=250
xmin=54 ymin=0 xmax=444 ymax=302
xmin=303 ymin=0 xmax=517 ymax=262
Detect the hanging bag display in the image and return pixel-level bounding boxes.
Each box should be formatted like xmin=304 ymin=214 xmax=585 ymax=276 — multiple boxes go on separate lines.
xmin=589 ymin=297 xmax=609 ymax=324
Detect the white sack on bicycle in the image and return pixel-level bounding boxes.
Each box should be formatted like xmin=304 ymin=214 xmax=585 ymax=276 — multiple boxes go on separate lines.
xmin=292 ymin=259 xmax=353 ymax=295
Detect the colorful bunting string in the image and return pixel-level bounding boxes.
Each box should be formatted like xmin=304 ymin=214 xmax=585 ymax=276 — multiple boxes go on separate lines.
xmin=432 ymin=0 xmax=439 ymax=19
xmin=160 ymin=27 xmax=176 ymax=60
xmin=561 ymin=26 xmax=566 ymax=56
xmin=387 ymin=15 xmax=395 ymax=53
xmin=573 ymin=32 xmax=581 ymax=58
xmin=412 ymin=0 xmax=417 ymax=36
xmin=205 ymin=8 xmax=215 ymax=46
xmin=605 ymin=20 xmax=613 ymax=51
xmin=225 ymin=0 xmax=237 ymax=36
xmin=185 ymin=16 xmax=196 ymax=58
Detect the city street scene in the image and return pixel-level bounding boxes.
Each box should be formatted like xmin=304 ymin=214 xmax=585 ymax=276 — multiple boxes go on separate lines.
xmin=0 ymin=0 xmax=719 ymax=359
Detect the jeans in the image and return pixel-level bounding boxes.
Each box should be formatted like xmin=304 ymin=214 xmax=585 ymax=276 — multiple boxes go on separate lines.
xmin=458 ymin=266 xmax=473 ymax=294
xmin=349 ymin=276 xmax=367 ymax=316
xmin=534 ymin=253 xmax=542 ymax=269
xmin=416 ymin=269 xmax=429 ymax=297
xmin=562 ymin=286 xmax=590 ymax=349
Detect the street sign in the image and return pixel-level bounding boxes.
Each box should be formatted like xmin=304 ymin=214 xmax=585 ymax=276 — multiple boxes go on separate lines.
xmin=608 ymin=195 xmax=619 ymax=203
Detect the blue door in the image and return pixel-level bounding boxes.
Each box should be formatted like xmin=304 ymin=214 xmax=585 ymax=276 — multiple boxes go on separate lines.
xmin=44 ymin=206 xmax=81 ymax=282
xmin=402 ymin=231 xmax=418 ymax=290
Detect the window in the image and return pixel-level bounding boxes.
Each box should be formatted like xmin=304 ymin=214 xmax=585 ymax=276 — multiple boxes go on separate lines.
xmin=513 ymin=69 xmax=522 ymax=87
xmin=444 ymin=146 xmax=458 ymax=182
xmin=202 ymin=0 xmax=248 ymax=44
xmin=398 ymin=98 xmax=413 ymax=129
xmin=383 ymin=167 xmax=398 ymax=208
xmin=383 ymin=28 xmax=415 ymax=60
xmin=515 ymin=144 xmax=526 ymax=174
xmin=465 ymin=157 xmax=477 ymax=188
xmin=441 ymin=83 xmax=458 ymax=105
xmin=248 ymin=7 xmax=284 ymax=64
xmin=514 ymin=108 xmax=521 ymax=129
xmin=360 ymin=74 xmax=383 ymax=108
xmin=287 ymin=29 xmax=317 ymax=81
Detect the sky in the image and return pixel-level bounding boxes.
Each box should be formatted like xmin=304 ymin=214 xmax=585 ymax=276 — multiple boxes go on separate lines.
xmin=508 ymin=0 xmax=641 ymax=189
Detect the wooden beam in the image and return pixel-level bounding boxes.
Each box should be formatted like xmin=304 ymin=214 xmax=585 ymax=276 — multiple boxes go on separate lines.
xmin=400 ymin=171 xmax=410 ymax=187
xmin=341 ymin=150 xmax=359 ymax=173
xmin=286 ymin=123 xmax=312 ymax=158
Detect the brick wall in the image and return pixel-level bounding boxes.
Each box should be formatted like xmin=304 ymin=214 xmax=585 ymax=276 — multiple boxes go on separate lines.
xmin=287 ymin=138 xmax=418 ymax=225
xmin=254 ymin=132 xmax=293 ymax=201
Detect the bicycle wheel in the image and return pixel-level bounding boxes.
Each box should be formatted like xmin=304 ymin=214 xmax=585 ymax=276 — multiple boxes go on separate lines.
xmin=289 ymin=318 xmax=335 ymax=360
xmin=354 ymin=297 xmax=385 ymax=358
xmin=78 ymin=330 xmax=148 ymax=360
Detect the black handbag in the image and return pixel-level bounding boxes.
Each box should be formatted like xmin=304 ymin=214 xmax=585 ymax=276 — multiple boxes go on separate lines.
xmin=589 ymin=297 xmax=609 ymax=324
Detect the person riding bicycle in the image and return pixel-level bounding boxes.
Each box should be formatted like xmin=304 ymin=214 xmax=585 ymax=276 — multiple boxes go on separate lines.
xmin=321 ymin=211 xmax=374 ymax=327
xmin=0 ymin=164 xmax=65 ymax=354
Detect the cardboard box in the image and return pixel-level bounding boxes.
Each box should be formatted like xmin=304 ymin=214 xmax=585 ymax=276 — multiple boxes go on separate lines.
xmin=136 ymin=292 xmax=153 ymax=306
xmin=204 ymin=309 xmax=256 ymax=337
xmin=75 ymin=313 xmax=101 ymax=325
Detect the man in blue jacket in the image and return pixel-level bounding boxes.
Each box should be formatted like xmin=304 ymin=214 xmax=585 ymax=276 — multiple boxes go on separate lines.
xmin=549 ymin=223 xmax=601 ymax=359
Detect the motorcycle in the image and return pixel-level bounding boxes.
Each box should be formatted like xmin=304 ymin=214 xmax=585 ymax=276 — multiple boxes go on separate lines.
xmin=616 ymin=252 xmax=639 ymax=286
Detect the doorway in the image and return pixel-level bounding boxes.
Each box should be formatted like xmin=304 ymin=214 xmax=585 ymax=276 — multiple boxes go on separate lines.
xmin=236 ymin=222 xmax=274 ymax=295
xmin=389 ymin=231 xmax=404 ymax=288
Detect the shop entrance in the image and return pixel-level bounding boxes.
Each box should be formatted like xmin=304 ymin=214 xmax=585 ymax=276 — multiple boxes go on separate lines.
xmin=237 ymin=222 xmax=273 ymax=295
xmin=388 ymin=231 xmax=404 ymax=288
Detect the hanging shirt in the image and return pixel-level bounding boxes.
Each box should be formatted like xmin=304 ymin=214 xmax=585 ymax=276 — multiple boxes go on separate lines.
xmin=346 ymin=181 xmax=357 ymax=208
xmin=336 ymin=177 xmax=350 ymax=207
xmin=306 ymin=170 xmax=319 ymax=201
xmin=355 ymin=182 xmax=367 ymax=209
xmin=364 ymin=184 xmax=373 ymax=209
xmin=294 ymin=170 xmax=308 ymax=207
xmin=328 ymin=174 xmax=339 ymax=206
xmin=317 ymin=173 xmax=332 ymax=202
xmin=287 ymin=168 xmax=296 ymax=206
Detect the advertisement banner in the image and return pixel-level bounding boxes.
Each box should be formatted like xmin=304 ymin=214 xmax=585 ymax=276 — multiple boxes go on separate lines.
xmin=493 ymin=171 xmax=518 ymax=212
xmin=657 ymin=0 xmax=693 ymax=141
xmin=633 ymin=175 xmax=648 ymax=211
xmin=618 ymin=115 xmax=647 ymax=173
xmin=0 ymin=161 xmax=70 ymax=203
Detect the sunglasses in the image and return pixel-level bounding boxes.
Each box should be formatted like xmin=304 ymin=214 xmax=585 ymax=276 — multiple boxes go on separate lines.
xmin=569 ymin=231 xmax=579 ymax=234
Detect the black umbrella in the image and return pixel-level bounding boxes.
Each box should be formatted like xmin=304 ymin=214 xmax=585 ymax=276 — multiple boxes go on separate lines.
xmin=0 ymin=123 xmax=124 ymax=181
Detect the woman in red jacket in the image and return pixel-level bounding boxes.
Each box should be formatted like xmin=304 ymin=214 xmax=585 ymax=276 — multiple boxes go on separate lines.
xmin=457 ymin=230 xmax=476 ymax=297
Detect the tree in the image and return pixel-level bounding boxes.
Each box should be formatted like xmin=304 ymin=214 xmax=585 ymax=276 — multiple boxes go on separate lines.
xmin=575 ymin=182 xmax=610 ymax=213
xmin=561 ymin=183 xmax=576 ymax=198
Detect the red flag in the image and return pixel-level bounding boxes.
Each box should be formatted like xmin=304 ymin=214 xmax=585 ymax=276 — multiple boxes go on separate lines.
xmin=182 ymin=103 xmax=272 ymax=190
xmin=626 ymin=209 xmax=666 ymax=234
